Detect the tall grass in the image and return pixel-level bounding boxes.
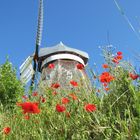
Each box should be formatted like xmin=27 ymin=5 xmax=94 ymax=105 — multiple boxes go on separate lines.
xmin=0 ymin=49 xmax=140 ymax=140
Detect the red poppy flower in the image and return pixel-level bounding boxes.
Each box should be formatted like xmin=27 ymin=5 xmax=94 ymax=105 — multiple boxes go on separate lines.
xmin=116 ymin=55 xmax=123 ymax=60
xmin=112 ymin=58 xmax=119 ymax=64
xmin=117 ymin=51 xmax=122 ymax=56
xmin=102 ymin=64 xmax=109 ymax=69
xmin=48 ymin=63 xmax=55 ymax=69
xmin=68 ymin=93 xmax=78 ymax=100
xmin=17 ymin=102 xmax=40 ymax=114
xmin=51 ymin=83 xmax=60 ymax=89
xmin=56 ymin=104 xmax=66 ymax=112
xmin=70 ymin=80 xmax=78 ymax=87
xmin=76 ymin=63 xmax=84 ymax=70
xmin=3 ymin=127 xmax=11 ymax=135
xmin=84 ymin=104 xmax=96 ymax=112
xmin=62 ymin=97 xmax=70 ymax=104
xmin=40 ymin=96 xmax=46 ymax=103
xmin=32 ymin=91 xmax=38 ymax=96
xmin=99 ymin=72 xmax=114 ymax=83
xmin=129 ymin=73 xmax=139 ymax=80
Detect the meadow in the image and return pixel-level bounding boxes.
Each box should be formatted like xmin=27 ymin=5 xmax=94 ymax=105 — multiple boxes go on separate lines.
xmin=0 ymin=47 xmax=140 ymax=140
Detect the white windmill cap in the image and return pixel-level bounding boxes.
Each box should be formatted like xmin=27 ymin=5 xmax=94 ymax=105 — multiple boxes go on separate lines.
xmin=38 ymin=42 xmax=89 ymax=71
xmin=39 ymin=42 xmax=89 ymax=60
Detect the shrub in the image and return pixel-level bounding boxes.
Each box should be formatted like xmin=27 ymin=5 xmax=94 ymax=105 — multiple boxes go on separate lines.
xmin=0 ymin=60 xmax=23 ymax=108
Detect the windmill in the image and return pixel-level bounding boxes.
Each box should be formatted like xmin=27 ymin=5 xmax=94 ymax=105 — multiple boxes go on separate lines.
xmin=20 ymin=0 xmax=91 ymax=92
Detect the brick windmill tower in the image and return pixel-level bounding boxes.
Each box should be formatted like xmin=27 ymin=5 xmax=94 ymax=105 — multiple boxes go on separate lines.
xmin=20 ymin=0 xmax=91 ymax=92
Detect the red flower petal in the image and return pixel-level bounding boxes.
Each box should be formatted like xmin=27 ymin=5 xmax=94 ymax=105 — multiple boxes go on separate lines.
xmin=117 ymin=51 xmax=122 ymax=56
xmin=40 ymin=96 xmax=46 ymax=103
xmin=3 ymin=127 xmax=11 ymax=135
xmin=104 ymin=88 xmax=109 ymax=91
xmin=68 ymin=93 xmax=78 ymax=100
xmin=56 ymin=104 xmax=66 ymax=112
xmin=116 ymin=55 xmax=123 ymax=60
xmin=84 ymin=104 xmax=96 ymax=112
xmin=76 ymin=63 xmax=84 ymax=70
xmin=102 ymin=64 xmax=109 ymax=69
xmin=48 ymin=63 xmax=55 ymax=69
xmin=99 ymin=72 xmax=114 ymax=83
xmin=32 ymin=91 xmax=38 ymax=97
xmin=62 ymin=97 xmax=70 ymax=104
xmin=70 ymin=80 xmax=78 ymax=87
xmin=17 ymin=102 xmax=40 ymax=114
xmin=129 ymin=73 xmax=139 ymax=80
xmin=51 ymin=83 xmax=60 ymax=89
xmin=112 ymin=58 xmax=119 ymax=64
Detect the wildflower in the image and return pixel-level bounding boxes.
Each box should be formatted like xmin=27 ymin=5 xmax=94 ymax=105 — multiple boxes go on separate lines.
xmin=56 ymin=104 xmax=66 ymax=112
xmin=117 ymin=51 xmax=122 ymax=56
xmin=22 ymin=95 xmax=28 ymax=100
xmin=104 ymin=88 xmax=109 ymax=91
xmin=24 ymin=115 xmax=30 ymax=120
xmin=40 ymin=96 xmax=46 ymax=103
xmin=32 ymin=91 xmax=38 ymax=96
xmin=17 ymin=102 xmax=40 ymax=114
xmin=51 ymin=83 xmax=60 ymax=89
xmin=68 ymin=93 xmax=78 ymax=100
xmin=70 ymin=80 xmax=78 ymax=87
xmin=52 ymin=91 xmax=58 ymax=95
xmin=102 ymin=64 xmax=109 ymax=69
xmin=76 ymin=63 xmax=84 ymax=70
xmin=112 ymin=58 xmax=119 ymax=64
xmin=103 ymin=83 xmax=108 ymax=87
xmin=112 ymin=52 xmax=123 ymax=64
xmin=129 ymin=73 xmax=139 ymax=80
xmin=99 ymin=72 xmax=114 ymax=83
xmin=84 ymin=104 xmax=96 ymax=112
xmin=48 ymin=63 xmax=55 ymax=69
xmin=116 ymin=55 xmax=123 ymax=60
xmin=3 ymin=127 xmax=11 ymax=135
xmin=62 ymin=97 xmax=70 ymax=104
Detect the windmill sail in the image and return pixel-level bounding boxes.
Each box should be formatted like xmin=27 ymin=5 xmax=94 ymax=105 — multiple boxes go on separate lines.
xmin=20 ymin=0 xmax=44 ymax=85
xmin=20 ymin=56 xmax=34 ymax=84
xmin=31 ymin=0 xmax=44 ymax=86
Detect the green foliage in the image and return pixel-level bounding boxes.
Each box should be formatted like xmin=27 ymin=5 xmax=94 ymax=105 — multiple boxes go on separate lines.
xmin=0 ymin=49 xmax=140 ymax=139
xmin=0 ymin=60 xmax=23 ymax=108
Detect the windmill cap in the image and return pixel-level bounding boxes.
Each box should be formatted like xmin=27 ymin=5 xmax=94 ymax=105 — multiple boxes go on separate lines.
xmin=39 ymin=42 xmax=89 ymax=64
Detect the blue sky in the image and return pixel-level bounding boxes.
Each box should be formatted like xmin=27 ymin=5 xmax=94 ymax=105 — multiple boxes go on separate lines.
xmin=0 ymin=0 xmax=140 ymax=72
